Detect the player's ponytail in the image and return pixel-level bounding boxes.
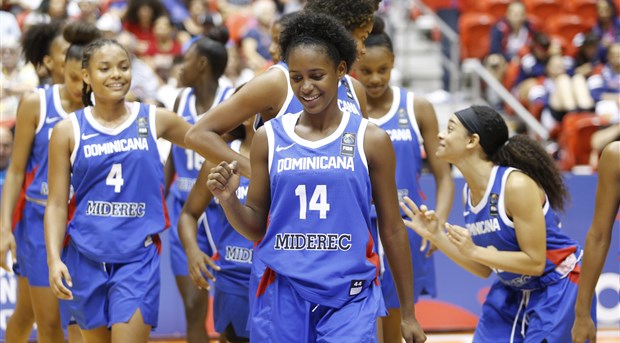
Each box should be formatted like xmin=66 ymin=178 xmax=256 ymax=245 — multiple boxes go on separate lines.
xmin=64 ymin=21 xmax=102 ymax=63
xmin=365 ymin=15 xmax=393 ymax=53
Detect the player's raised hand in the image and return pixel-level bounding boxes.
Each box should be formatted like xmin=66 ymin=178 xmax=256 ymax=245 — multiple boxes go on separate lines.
xmin=207 ymin=160 xmax=241 ymax=203
xmin=400 ymin=196 xmax=441 ymax=242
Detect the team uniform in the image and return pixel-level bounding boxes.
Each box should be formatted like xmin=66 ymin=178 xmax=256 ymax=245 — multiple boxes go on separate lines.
xmin=368 ymin=87 xmax=436 ymax=307
xmin=465 ymin=166 xmax=595 ymax=343
xmin=168 ymin=86 xmax=233 ymax=277
xmin=254 ymin=111 xmax=384 ymax=342
xmin=12 ymin=85 xmax=71 ymax=284
xmin=206 ymin=140 xmax=254 ymax=338
xmin=60 ymin=102 xmax=169 ymax=330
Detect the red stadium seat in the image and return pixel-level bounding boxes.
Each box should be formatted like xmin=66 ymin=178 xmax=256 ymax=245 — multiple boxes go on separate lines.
xmin=546 ymin=14 xmax=594 ymax=44
xmin=524 ymin=0 xmax=563 ymax=22
xmin=557 ymin=112 xmax=609 ymax=170
xmin=565 ymin=0 xmax=598 ymax=21
xmin=459 ymin=12 xmax=495 ymax=59
xmin=479 ymin=0 xmax=512 ymax=19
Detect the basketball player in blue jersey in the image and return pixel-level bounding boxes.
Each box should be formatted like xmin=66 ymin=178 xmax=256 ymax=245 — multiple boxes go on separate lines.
xmin=206 ymin=13 xmax=426 ymax=343
xmin=354 ymin=16 xmax=454 ymax=343
xmin=185 ymin=0 xmax=380 ymax=178
xmin=179 ymin=116 xmax=256 ymax=343
xmin=401 ymin=105 xmax=596 ymax=342
xmin=166 ymin=35 xmax=233 ymax=343
xmin=0 ymin=21 xmax=100 ymax=343
xmin=572 ymin=141 xmax=620 ymax=343
xmin=44 ymin=39 xmax=191 ymax=343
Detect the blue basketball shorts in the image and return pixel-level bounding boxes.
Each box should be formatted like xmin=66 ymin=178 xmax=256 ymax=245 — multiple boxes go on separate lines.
xmin=473 ymin=276 xmax=596 ymax=342
xmin=250 ymin=271 xmax=384 ymax=343
xmin=167 ymin=195 xmax=213 ymax=277
xmin=214 ymin=287 xmax=250 ymax=339
xmin=21 ymin=200 xmax=49 ymax=286
xmin=59 ymin=241 xmax=161 ymax=330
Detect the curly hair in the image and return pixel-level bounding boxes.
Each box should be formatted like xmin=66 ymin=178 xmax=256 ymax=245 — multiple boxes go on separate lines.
xmin=21 ymin=20 xmax=65 ymax=68
xmin=123 ymin=0 xmax=166 ymax=26
xmin=303 ymin=0 xmax=378 ymax=31
xmin=465 ymin=106 xmax=569 ymax=212
xmin=280 ymin=12 xmax=357 ymax=73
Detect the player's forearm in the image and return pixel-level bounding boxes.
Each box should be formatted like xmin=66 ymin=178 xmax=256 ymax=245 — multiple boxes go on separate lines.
xmin=470 ymin=245 xmax=545 ymax=276
xmin=0 ymin=169 xmax=25 ymax=231
xmin=185 ymin=129 xmax=251 ymax=178
xmin=178 ymin=211 xmax=201 ymax=255
xmin=575 ymin=227 xmax=611 ymax=315
xmin=380 ymin=224 xmax=416 ymax=317
xmin=219 ymin=198 xmax=265 ymax=242
xmin=44 ymin=203 xmax=68 ymax=262
xmin=431 ymin=233 xmax=492 ymax=278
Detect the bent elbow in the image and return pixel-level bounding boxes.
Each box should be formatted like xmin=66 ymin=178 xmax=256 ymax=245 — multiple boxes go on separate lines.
xmin=184 ymin=126 xmax=199 ymax=150
xmin=531 ymin=260 xmax=546 ymax=276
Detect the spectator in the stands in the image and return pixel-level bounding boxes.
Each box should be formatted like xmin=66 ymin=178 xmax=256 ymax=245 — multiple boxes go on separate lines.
xmin=240 ymin=0 xmax=276 ymax=72
xmin=487 ymin=1 xmax=536 ymax=69
xmin=144 ymin=15 xmax=182 ymax=80
xmin=122 ymin=0 xmax=167 ymax=56
xmin=0 ymin=37 xmax=38 ymax=125
xmin=588 ymin=43 xmax=620 ymax=124
xmin=514 ymin=32 xmax=552 ymax=102
xmin=592 ymin=0 xmax=620 ymax=55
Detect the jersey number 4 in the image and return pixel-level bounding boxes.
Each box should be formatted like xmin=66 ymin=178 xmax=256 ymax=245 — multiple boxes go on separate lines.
xmin=295 ymin=185 xmax=330 ymax=219
xmin=106 ymin=163 xmax=124 ymax=193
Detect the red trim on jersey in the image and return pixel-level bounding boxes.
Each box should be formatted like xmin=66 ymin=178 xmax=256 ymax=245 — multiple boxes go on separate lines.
xmin=568 ymin=263 xmax=581 ymax=284
xmin=66 ymin=194 xmax=77 ymax=224
xmin=256 ymin=267 xmax=276 ymax=297
xmin=366 ymin=231 xmax=381 ymax=286
xmin=160 ymin=185 xmax=171 ymax=231
xmin=153 ymin=234 xmax=162 ymax=255
xmin=63 ymin=235 xmax=71 ymax=248
xmin=212 ymin=251 xmax=220 ymax=261
xmin=12 ymin=168 xmax=37 ymax=231
xmin=546 ymin=246 xmax=577 ymax=266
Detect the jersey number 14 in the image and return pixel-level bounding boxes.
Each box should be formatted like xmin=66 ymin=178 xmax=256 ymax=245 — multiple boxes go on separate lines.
xmin=295 ymin=185 xmax=330 ymax=219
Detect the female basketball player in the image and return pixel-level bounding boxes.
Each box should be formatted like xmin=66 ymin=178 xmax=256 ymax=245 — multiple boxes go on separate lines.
xmin=0 ymin=21 xmax=99 ymax=343
xmin=166 ymin=35 xmax=233 ymax=343
xmin=185 ymin=0 xmax=380 ymax=178
xmin=354 ymin=16 xmax=454 ymax=343
xmin=401 ymin=105 xmax=595 ymax=342
xmin=572 ymin=141 xmax=620 ymax=343
xmin=44 ymin=39 xmax=191 ymax=343
xmin=206 ymin=12 xmax=426 ymax=343
xmin=178 ymin=116 xmax=256 ymax=343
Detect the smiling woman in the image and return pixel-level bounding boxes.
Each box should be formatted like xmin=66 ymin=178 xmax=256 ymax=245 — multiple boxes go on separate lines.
xmin=43 ymin=38 xmax=193 ymax=343
xmin=205 ymin=12 xmax=426 ymax=343
xmin=0 ymin=20 xmax=100 ymax=343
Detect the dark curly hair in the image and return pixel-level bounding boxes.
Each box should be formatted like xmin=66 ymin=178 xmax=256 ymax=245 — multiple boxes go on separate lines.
xmin=123 ymin=0 xmax=166 ymax=26
xmin=280 ymin=12 xmax=357 ymax=73
xmin=21 ymin=20 xmax=65 ymax=68
xmin=465 ymin=105 xmax=569 ymax=212
xmin=365 ymin=15 xmax=393 ymax=53
xmin=303 ymin=0 xmax=377 ymax=31
xmin=64 ymin=21 xmax=102 ymax=63
xmin=81 ymin=39 xmax=130 ymax=107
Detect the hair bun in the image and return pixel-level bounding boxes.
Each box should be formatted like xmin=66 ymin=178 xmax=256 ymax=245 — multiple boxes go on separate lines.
xmin=63 ymin=21 xmax=102 ymax=46
xmin=370 ymin=15 xmax=386 ymax=36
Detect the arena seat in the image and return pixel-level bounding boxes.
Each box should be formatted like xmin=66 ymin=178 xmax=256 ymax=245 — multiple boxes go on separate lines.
xmin=546 ymin=14 xmax=594 ymax=45
xmin=478 ymin=0 xmax=512 ymax=19
xmin=565 ymin=0 xmax=598 ymax=19
xmin=459 ymin=12 xmax=495 ymax=59
xmin=524 ymin=0 xmax=563 ymax=22
xmin=557 ymin=112 xmax=609 ymax=170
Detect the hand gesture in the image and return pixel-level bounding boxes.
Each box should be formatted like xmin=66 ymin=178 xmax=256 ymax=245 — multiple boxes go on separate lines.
xmin=402 ymin=317 xmax=427 ymax=343
xmin=48 ymin=259 xmax=73 ymax=300
xmin=572 ymin=315 xmax=597 ymax=343
xmin=0 ymin=229 xmax=16 ymax=272
xmin=400 ymin=196 xmax=441 ymax=242
xmin=445 ymin=223 xmax=477 ymax=258
xmin=207 ymin=161 xmax=240 ymax=203
xmin=187 ymin=248 xmax=220 ymax=290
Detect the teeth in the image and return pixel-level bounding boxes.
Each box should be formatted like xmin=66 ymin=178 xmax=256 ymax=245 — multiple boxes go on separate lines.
xmin=303 ymin=94 xmax=319 ymax=101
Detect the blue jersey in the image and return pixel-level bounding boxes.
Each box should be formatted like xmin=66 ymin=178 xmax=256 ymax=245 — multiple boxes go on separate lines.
xmin=25 ymin=85 xmax=72 ymax=201
xmin=170 ymin=86 xmax=233 ymax=199
xmin=463 ymin=166 xmax=581 ymax=290
xmin=368 ymin=87 xmax=425 ymax=209
xmin=254 ymin=63 xmax=362 ymax=129
xmin=68 ymin=102 xmax=169 ymax=263
xmin=207 ymin=139 xmax=254 ymax=296
xmin=261 ymin=111 xmax=379 ymax=308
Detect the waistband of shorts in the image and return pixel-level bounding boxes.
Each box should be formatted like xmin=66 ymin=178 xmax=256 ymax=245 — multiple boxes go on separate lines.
xmin=25 ymin=196 xmax=47 ymax=206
